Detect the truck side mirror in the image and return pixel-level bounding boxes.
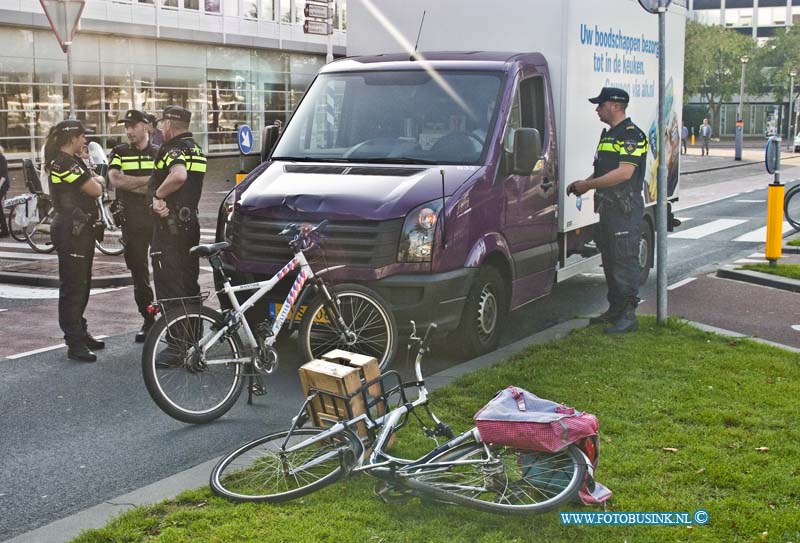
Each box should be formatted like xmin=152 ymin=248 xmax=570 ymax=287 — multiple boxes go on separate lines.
xmin=261 ymin=125 xmax=280 ymax=163
xmin=510 ymin=128 xmax=542 ymax=175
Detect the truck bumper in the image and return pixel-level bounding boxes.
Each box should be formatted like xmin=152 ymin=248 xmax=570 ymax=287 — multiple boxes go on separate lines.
xmin=367 ymin=267 xmax=477 ymax=333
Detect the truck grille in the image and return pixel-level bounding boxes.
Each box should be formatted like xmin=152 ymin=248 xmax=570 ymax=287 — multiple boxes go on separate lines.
xmin=232 ymin=215 xmax=403 ymax=268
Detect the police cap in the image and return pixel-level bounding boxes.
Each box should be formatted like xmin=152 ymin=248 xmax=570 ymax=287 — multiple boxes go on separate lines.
xmin=157 ymin=106 xmax=192 ymax=123
xmin=588 ymin=87 xmax=630 ymax=105
xmin=52 ymin=119 xmax=88 ymax=135
xmin=117 ymin=109 xmax=149 ymax=125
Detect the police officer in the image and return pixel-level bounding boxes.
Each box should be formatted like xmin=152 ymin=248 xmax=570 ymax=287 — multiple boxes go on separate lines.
xmin=149 ymin=106 xmax=206 ymax=361
xmin=44 ymin=120 xmax=106 ymax=361
xmin=567 ymin=87 xmax=647 ymax=334
xmin=108 ymin=110 xmax=158 ymax=342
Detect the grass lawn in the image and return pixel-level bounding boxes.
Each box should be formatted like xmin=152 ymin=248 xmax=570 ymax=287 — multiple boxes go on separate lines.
xmin=787 ymin=239 xmax=800 ymax=247
xmin=741 ymin=263 xmax=800 ymax=280
xmin=72 ymin=318 xmax=800 ymax=543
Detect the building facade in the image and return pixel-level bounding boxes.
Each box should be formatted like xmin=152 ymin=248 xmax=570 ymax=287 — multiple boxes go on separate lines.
xmin=0 ymin=0 xmax=347 ymax=158
xmin=687 ymin=0 xmax=800 ymax=136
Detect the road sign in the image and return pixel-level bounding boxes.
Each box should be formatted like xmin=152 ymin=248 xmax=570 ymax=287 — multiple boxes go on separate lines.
xmin=39 ymin=0 xmax=85 ymax=52
xmin=304 ymin=20 xmax=332 ymax=35
xmin=638 ymin=0 xmax=672 ymax=14
xmin=304 ymin=3 xmax=332 ymax=19
xmin=238 ymin=125 xmax=253 ymax=154
xmin=766 ymin=136 xmax=780 ymax=175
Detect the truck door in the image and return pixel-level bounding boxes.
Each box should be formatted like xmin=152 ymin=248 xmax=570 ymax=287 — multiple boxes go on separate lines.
xmin=499 ymin=73 xmax=558 ymax=305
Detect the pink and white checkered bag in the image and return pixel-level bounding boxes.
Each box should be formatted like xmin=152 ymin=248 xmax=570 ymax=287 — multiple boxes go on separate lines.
xmin=474 ymin=386 xmax=599 ymax=453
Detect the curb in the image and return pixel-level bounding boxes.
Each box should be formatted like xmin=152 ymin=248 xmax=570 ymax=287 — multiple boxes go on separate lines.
xmin=1 ymin=318 xmax=589 ymax=543
xmin=716 ymin=265 xmax=800 ymax=293
xmin=0 ymin=272 xmax=133 ymax=288
xmin=685 ymin=320 xmax=800 ymax=353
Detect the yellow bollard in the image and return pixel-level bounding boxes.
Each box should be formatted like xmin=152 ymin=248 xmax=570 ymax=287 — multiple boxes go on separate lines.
xmin=235 ymin=171 xmax=247 ymax=185
xmin=765 ymin=182 xmax=784 ymax=266
xmin=691 ymin=134 xmax=695 ymax=146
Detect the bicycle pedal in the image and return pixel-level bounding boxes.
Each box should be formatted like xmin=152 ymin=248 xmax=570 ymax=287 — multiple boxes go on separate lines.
xmin=249 ymin=382 xmax=267 ymax=396
xmin=373 ymin=482 xmax=413 ymax=504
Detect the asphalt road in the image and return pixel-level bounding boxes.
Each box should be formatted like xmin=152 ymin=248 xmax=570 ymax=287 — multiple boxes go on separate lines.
xmin=1 ymin=163 xmax=796 ymax=541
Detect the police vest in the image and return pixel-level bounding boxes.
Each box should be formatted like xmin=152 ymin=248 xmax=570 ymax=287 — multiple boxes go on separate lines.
xmin=108 ymin=142 xmax=158 ymax=206
xmin=149 ymin=133 xmax=206 ymax=211
xmin=593 ymin=117 xmax=647 ymax=208
xmin=48 ymin=151 xmax=97 ymax=216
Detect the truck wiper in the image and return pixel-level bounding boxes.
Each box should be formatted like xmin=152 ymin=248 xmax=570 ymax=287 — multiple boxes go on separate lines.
xmin=347 ymin=157 xmax=440 ymax=165
xmin=270 ymin=156 xmax=350 ymax=163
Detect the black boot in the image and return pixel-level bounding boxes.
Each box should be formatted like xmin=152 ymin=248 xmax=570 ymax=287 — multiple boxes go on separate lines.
xmin=603 ymin=308 xmax=639 ymax=334
xmin=135 ymin=318 xmax=155 ymax=344
xmin=589 ymin=307 xmax=621 ymax=325
xmin=84 ymin=333 xmax=105 ymax=350
xmin=67 ymin=344 xmax=97 ymax=363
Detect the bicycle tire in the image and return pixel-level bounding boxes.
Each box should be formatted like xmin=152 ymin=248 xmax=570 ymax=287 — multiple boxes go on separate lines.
xmin=95 ymin=201 xmax=125 ymax=256
xmin=7 ymin=206 xmax=27 ymax=242
xmin=24 ymin=207 xmax=55 ymax=253
xmin=401 ymin=441 xmax=586 ymax=515
xmin=298 ymin=284 xmax=398 ymax=370
xmin=142 ymin=305 xmax=245 ymax=424
xmin=210 ymin=427 xmax=363 ymax=503
xmin=784 ymin=184 xmax=800 ymax=231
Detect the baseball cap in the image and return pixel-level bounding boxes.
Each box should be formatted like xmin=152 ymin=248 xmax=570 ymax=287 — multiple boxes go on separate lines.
xmin=588 ymin=87 xmax=630 ymax=105
xmin=117 ymin=109 xmax=149 ymax=125
xmin=156 ymin=106 xmax=192 ymax=123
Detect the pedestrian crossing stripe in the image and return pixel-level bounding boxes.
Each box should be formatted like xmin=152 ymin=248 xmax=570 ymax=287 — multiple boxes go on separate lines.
xmin=669 ymin=219 xmax=747 ymax=239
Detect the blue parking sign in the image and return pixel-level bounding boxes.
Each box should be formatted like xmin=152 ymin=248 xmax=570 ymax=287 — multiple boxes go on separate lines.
xmin=238 ymin=125 xmax=253 ymax=154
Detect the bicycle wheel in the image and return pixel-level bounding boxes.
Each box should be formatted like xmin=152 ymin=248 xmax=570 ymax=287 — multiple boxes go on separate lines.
xmin=95 ymin=226 xmax=124 ymax=255
xmin=24 ymin=208 xmax=55 ymax=253
xmin=7 ymin=206 xmax=26 ymax=242
xmin=402 ymin=441 xmax=586 ymax=515
xmin=210 ymin=427 xmax=363 ymax=503
xmin=142 ymin=305 xmax=245 ymax=424
xmin=784 ymin=184 xmax=800 ymax=231
xmin=298 ymin=283 xmax=398 ymax=370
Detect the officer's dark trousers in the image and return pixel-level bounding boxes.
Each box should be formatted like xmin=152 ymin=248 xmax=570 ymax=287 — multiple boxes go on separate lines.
xmin=121 ymin=202 xmax=154 ymax=318
xmin=150 ymin=218 xmax=200 ymax=302
xmin=52 ymin=213 xmax=95 ymax=347
xmin=594 ymin=203 xmax=643 ymax=312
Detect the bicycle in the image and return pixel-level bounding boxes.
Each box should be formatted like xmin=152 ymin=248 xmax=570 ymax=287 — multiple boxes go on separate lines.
xmin=141 ymin=220 xmax=398 ymax=424
xmin=94 ymin=192 xmax=125 ymax=256
xmin=784 ymin=182 xmax=800 ymax=231
xmin=209 ymin=321 xmax=594 ymax=515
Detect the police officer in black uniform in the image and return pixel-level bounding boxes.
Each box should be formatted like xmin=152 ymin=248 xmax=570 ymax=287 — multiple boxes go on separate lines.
xmin=44 ymin=120 xmax=107 ymax=362
xmin=149 ymin=106 xmax=206 ymax=360
xmin=567 ymin=87 xmax=647 ymax=334
xmin=109 ymin=109 xmax=158 ymax=342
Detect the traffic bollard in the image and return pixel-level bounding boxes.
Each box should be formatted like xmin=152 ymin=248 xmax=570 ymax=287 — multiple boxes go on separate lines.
xmin=766 ymin=182 xmax=784 ymax=266
xmin=236 ymin=171 xmax=247 ymax=185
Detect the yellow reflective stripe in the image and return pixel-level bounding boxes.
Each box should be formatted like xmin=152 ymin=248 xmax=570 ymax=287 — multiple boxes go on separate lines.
xmin=186 ymin=162 xmax=207 ymax=172
xmin=596 ymin=143 xmax=618 ymax=152
xmin=120 ymin=162 xmax=154 ymax=171
xmin=110 ymin=156 xmax=122 ymax=167
xmin=50 ymin=173 xmax=62 ymax=184
xmin=140 ymin=161 xmax=155 ymax=169
xmin=63 ymin=172 xmax=81 ymax=183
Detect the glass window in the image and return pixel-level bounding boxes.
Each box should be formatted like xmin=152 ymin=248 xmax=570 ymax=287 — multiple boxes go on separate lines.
xmin=0 ymin=83 xmax=33 ymax=153
xmin=281 ymin=0 xmax=291 ymax=22
xmin=205 ymin=0 xmax=221 ymax=13
xmin=694 ymin=9 xmax=721 ymax=25
xmin=185 ymin=0 xmax=199 ymax=9
xmin=163 ymin=0 xmax=179 ymax=8
xmin=259 ymin=0 xmax=276 ymax=20
xmin=243 ymin=0 xmax=258 ymax=18
xmin=503 ymin=88 xmax=522 ymax=153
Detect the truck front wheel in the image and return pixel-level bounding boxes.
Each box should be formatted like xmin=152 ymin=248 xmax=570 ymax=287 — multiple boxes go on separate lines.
xmin=639 ymin=219 xmax=653 ymax=285
xmin=455 ymin=265 xmax=507 ymax=357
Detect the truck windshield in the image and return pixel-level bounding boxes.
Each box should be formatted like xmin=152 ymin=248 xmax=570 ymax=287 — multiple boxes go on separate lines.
xmin=272 ymin=70 xmax=503 ymax=165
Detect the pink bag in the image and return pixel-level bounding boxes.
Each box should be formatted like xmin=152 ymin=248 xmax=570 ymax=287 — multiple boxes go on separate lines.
xmin=474 ymin=386 xmax=599 ymax=453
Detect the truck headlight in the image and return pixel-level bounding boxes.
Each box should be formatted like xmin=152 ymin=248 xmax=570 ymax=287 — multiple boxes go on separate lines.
xmin=397 ymin=200 xmax=443 ymax=263
xmin=216 ymin=189 xmax=236 ymax=242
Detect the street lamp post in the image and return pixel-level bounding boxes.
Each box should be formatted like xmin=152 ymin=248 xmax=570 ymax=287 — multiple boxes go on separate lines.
xmin=735 ymin=55 xmax=749 ymax=161
xmin=788 ymin=69 xmax=797 ymax=150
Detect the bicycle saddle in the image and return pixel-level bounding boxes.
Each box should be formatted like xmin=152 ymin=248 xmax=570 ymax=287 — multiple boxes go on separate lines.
xmin=189 ymin=241 xmax=231 ymax=257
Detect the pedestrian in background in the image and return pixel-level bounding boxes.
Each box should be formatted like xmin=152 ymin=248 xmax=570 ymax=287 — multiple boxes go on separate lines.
xmin=149 ymin=106 xmax=206 ymax=364
xmin=681 ymin=124 xmax=688 ymax=154
xmin=145 ymin=114 xmax=165 ymax=146
xmin=44 ymin=120 xmax=106 ymax=362
xmin=0 ymin=145 xmax=9 ymax=238
xmin=109 ymin=110 xmax=158 ymax=343
xmin=567 ymin=87 xmax=647 ymax=334
xmin=700 ymin=118 xmax=711 ymax=156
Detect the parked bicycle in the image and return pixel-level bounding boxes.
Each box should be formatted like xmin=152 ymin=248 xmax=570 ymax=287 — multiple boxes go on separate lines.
xmin=784 ymin=182 xmax=800 ymax=231
xmin=209 ymin=321 xmax=596 ymax=514
xmin=141 ymin=220 xmax=398 ymax=424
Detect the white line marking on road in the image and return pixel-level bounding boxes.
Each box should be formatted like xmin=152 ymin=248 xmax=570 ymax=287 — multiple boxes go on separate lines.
xmin=667 ymin=277 xmax=696 ymax=290
xmin=792 ymin=325 xmax=800 ymax=332
xmin=735 ymin=199 xmax=765 ymax=203
xmin=734 ymin=259 xmax=767 ymax=264
xmin=0 ymin=309 xmax=7 ymax=312
xmin=0 ymin=285 xmax=128 ymax=300
xmin=0 ymin=241 xmax=31 ymax=249
xmin=6 ymin=336 xmax=108 ymax=360
xmin=669 ymin=219 xmax=748 ymax=239
xmin=674 ymin=217 xmax=692 ymax=223
xmin=675 ymin=193 xmax=741 ymax=212
xmin=0 ymin=250 xmax=57 ymax=261
xmin=748 ymin=252 xmax=766 ymax=258
xmin=733 ymin=222 xmax=792 ymax=242
xmin=200 ymin=266 xmax=214 ymax=273
xmin=200 ymin=228 xmax=216 ymax=233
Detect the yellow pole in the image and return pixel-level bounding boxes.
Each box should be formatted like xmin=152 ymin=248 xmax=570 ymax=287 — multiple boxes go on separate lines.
xmin=765 ymin=182 xmax=784 ymax=266
xmin=236 ymin=172 xmax=247 ymax=185
xmin=691 ymin=134 xmax=695 ymax=145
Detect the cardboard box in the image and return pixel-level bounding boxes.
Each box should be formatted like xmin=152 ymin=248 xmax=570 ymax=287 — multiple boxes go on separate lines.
xmin=298 ymin=350 xmax=385 ymax=437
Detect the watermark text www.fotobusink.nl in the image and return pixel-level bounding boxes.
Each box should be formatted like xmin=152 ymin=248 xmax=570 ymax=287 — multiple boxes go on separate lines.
xmin=560 ymin=510 xmax=709 ymax=526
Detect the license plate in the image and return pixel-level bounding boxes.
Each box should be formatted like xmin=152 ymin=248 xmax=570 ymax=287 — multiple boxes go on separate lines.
xmin=269 ymin=303 xmax=330 ymax=324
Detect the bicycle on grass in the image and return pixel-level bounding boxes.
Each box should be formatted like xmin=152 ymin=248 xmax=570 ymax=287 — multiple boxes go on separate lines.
xmin=141 ymin=220 xmax=398 ymax=425
xmin=784 ymin=182 xmax=800 ymax=231
xmin=209 ymin=321 xmax=594 ymax=515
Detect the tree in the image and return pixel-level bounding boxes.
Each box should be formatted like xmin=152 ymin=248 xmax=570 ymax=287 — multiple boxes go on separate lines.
xmin=749 ymin=28 xmax=800 ymax=101
xmin=684 ymin=20 xmax=756 ymax=136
